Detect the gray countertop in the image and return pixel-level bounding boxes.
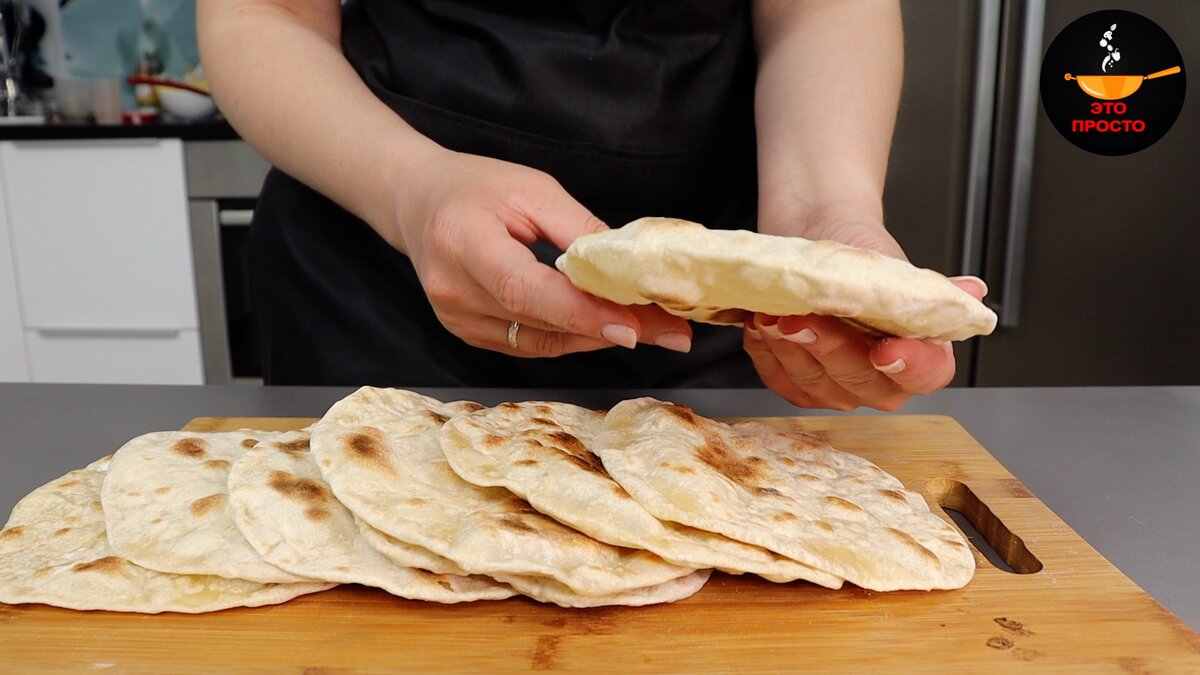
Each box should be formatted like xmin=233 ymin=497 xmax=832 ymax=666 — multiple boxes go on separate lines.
xmin=2 ymin=383 xmax=1197 ymax=631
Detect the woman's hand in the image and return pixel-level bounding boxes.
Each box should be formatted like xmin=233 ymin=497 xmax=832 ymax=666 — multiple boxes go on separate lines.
xmin=389 ymin=150 xmax=694 ymax=357
xmin=743 ymin=216 xmax=988 ymax=411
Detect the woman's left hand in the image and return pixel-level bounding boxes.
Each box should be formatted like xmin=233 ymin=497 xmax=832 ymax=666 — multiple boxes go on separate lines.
xmin=743 ymin=217 xmax=988 ymax=411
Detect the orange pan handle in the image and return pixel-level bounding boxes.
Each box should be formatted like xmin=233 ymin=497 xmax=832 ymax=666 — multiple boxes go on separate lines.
xmin=1145 ymin=66 xmax=1182 ymax=80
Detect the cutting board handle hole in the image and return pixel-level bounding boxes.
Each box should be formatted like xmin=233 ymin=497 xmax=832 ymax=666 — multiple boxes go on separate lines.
xmin=927 ymin=478 xmax=1043 ymax=575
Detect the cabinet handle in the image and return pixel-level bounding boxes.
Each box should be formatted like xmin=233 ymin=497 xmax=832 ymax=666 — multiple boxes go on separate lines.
xmin=991 ymin=0 xmax=1046 ymax=329
xmin=35 ymin=327 xmax=182 ymax=339
xmin=960 ymin=0 xmax=1002 ymax=278
xmin=218 ymin=209 xmax=255 ymax=227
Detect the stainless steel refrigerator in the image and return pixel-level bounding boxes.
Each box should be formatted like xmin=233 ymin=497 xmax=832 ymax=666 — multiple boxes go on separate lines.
xmin=885 ymin=0 xmax=1199 ymax=386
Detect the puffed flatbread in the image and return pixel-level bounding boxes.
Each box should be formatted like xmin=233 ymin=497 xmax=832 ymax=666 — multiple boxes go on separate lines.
xmin=0 ymin=458 xmax=332 ymax=613
xmin=556 ymin=217 xmax=996 ymax=340
xmin=594 ymin=398 xmax=976 ymax=591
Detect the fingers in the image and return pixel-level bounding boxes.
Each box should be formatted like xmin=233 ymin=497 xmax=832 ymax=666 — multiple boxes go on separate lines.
xmin=627 ymin=305 xmax=693 ymax=352
xmin=742 ymin=323 xmax=816 ymax=408
xmin=870 ymin=337 xmax=957 ymax=395
xmin=466 ymin=220 xmax=643 ymax=347
xmin=471 ymin=316 xmax=613 ymax=358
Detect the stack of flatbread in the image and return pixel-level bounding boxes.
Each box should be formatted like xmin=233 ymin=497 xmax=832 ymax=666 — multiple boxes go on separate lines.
xmin=0 ymin=386 xmax=974 ymax=614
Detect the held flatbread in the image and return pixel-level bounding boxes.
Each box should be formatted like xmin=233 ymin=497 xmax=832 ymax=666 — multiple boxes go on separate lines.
xmin=227 ymin=431 xmax=515 ymax=603
xmin=0 ymin=457 xmax=333 ymax=613
xmin=556 ymin=217 xmax=997 ymax=341
xmin=594 ymin=398 xmax=976 ymax=592
xmin=101 ymin=430 xmax=312 ymax=583
xmin=309 ymin=387 xmax=696 ymax=598
xmin=440 ymin=401 xmax=842 ymax=588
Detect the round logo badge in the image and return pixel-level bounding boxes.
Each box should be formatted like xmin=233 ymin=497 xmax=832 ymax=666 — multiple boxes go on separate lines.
xmin=1040 ymin=10 xmax=1186 ymax=156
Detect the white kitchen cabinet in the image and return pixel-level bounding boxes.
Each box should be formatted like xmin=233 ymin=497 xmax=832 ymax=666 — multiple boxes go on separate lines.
xmin=0 ymin=138 xmax=203 ymax=384
xmin=0 ymin=160 xmax=30 ymax=382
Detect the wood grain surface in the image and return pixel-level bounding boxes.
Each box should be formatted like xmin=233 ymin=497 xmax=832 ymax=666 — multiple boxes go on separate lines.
xmin=1 ymin=414 xmax=1197 ymax=674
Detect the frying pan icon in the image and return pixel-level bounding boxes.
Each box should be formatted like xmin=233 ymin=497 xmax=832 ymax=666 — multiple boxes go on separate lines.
xmin=1064 ymin=66 xmax=1182 ymax=100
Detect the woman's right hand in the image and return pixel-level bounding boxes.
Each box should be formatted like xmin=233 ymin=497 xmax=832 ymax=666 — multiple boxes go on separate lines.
xmin=386 ymin=150 xmax=694 ymax=357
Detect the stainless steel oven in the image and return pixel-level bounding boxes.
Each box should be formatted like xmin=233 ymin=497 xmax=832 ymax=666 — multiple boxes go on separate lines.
xmin=185 ymin=140 xmax=272 ymax=384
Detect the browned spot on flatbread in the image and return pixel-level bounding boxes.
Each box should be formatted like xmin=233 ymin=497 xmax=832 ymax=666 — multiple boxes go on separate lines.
xmin=498 ymin=402 xmax=520 ymax=411
xmin=662 ymin=462 xmax=695 ymax=475
xmin=484 ymin=433 xmax=505 ymax=448
xmin=343 ymin=428 xmax=395 ymax=476
xmin=887 ymin=528 xmax=942 ymax=569
xmin=462 ymin=402 xmax=486 ymax=413
xmin=126 ymin=491 xmax=141 ymax=497
xmin=190 ymin=493 xmax=226 ymax=518
xmin=71 ymin=556 xmax=127 ymax=575
xmin=825 ymin=496 xmax=864 ymax=512
xmin=64 ymin=517 xmax=77 ymax=525
xmin=154 ymin=487 xmax=171 ymax=495
xmin=529 ymin=417 xmax=558 ymax=427
xmin=515 ymin=459 xmax=539 ymax=467
xmin=798 ymin=473 xmax=821 ymax=482
xmin=663 ymin=403 xmax=700 ymax=425
xmin=267 ymin=471 xmax=333 ymax=505
xmin=546 ymin=431 xmax=606 ymax=475
xmin=878 ymin=489 xmax=908 ymax=504
xmin=304 ymin=506 xmax=331 ymax=522
xmin=275 ymin=438 xmax=310 ymax=453
xmin=204 ymin=459 xmax=230 ymax=471
xmin=534 ymin=405 xmax=553 ymax=415
xmin=437 ymin=580 xmax=453 ymax=592
xmin=772 ymin=512 xmax=798 ymax=522
xmin=498 ymin=515 xmax=537 ymax=534
xmin=151 ymin=518 xmax=163 ymax=525
xmin=406 ymin=498 xmax=426 ymax=506
xmin=0 ymin=526 xmax=25 ymax=540
xmin=423 ymin=411 xmax=450 ymax=426
xmin=33 ymin=567 xmax=52 ymax=578
xmin=58 ymin=480 xmax=80 ymax=489
xmin=813 ymin=520 xmax=835 ymax=533
xmin=778 ymin=456 xmax=797 ymax=467
xmin=754 ymin=486 xmax=784 ymax=497
xmin=241 ymin=438 xmax=258 ymax=449
xmin=172 ymin=438 xmax=207 ymax=459
xmin=90 ymin=500 xmax=103 ymax=512
xmin=611 ymin=484 xmax=633 ymax=500
xmin=694 ymin=434 xmax=763 ymax=488
xmin=53 ymin=527 xmax=72 ymax=537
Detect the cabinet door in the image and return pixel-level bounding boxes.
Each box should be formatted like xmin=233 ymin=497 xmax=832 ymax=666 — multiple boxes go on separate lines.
xmin=1 ymin=139 xmax=199 ymax=331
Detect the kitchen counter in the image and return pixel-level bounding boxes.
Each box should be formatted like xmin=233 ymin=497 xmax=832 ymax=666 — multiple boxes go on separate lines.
xmin=0 ymin=119 xmax=238 ymax=141
xmin=1 ymin=383 xmax=1197 ymax=632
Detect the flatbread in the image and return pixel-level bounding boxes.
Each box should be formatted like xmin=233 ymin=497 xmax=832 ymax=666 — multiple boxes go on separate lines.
xmin=440 ymin=401 xmax=842 ymax=588
xmin=0 ymin=458 xmax=333 ymax=613
xmin=594 ymin=398 xmax=976 ymax=591
xmin=556 ymin=217 xmax=997 ymax=341
xmin=495 ymin=569 xmax=711 ymax=608
xmin=356 ymin=517 xmax=469 ymax=576
xmin=227 ymin=430 xmax=515 ymax=603
xmin=101 ymin=430 xmax=311 ymax=583
xmin=309 ymin=387 xmax=696 ymax=597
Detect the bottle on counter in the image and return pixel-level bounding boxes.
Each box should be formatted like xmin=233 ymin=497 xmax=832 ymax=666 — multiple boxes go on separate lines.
xmin=132 ymin=20 xmax=163 ymax=112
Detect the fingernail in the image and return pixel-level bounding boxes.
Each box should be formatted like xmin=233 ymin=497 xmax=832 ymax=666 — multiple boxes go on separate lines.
xmin=954 ymin=275 xmax=989 ymax=297
xmin=782 ymin=328 xmax=817 ymax=345
xmin=654 ymin=332 xmax=692 ymax=353
xmin=874 ymin=358 xmax=907 ymax=374
xmin=601 ymin=324 xmax=638 ymax=349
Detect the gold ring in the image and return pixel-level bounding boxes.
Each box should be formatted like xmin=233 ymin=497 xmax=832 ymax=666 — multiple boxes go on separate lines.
xmin=507 ymin=321 xmax=521 ymax=349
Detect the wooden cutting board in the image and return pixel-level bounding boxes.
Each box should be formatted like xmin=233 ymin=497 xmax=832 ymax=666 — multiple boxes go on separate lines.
xmin=1 ymin=414 xmax=1197 ymax=673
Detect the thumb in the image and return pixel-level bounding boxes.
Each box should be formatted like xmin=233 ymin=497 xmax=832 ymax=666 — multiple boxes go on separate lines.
xmin=522 ymin=179 xmax=610 ymax=251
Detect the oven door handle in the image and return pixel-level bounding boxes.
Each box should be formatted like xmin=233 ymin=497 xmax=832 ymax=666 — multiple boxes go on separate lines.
xmin=217 ymin=209 xmax=255 ymax=227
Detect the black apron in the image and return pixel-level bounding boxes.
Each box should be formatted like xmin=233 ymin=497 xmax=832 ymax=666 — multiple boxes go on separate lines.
xmin=251 ymin=0 xmax=761 ymax=387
